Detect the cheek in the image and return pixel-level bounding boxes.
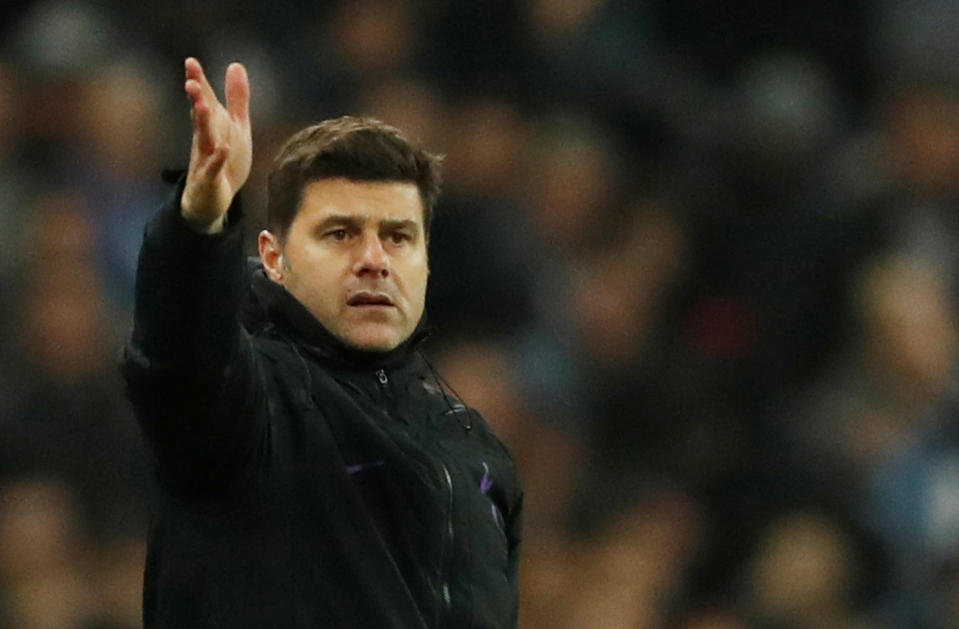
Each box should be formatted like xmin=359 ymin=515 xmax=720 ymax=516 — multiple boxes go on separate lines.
xmin=286 ymin=245 xmax=347 ymax=301
xmin=292 ymin=240 xmax=349 ymax=275
xmin=403 ymin=257 xmax=430 ymax=298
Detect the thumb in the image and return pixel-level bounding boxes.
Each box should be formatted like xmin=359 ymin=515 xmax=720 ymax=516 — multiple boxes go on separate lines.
xmin=225 ymin=62 xmax=250 ymax=124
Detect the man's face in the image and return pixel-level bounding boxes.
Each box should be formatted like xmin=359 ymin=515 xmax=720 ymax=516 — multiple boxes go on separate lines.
xmin=273 ymin=178 xmax=428 ymax=352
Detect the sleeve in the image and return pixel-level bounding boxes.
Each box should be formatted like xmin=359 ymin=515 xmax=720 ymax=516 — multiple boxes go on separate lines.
xmin=120 ymin=174 xmax=266 ymax=496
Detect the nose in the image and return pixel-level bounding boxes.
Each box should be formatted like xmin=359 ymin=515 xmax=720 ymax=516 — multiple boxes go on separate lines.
xmin=353 ymin=233 xmax=389 ymax=278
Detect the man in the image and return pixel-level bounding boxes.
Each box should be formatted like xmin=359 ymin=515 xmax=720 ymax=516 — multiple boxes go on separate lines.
xmin=121 ymin=58 xmax=522 ymax=628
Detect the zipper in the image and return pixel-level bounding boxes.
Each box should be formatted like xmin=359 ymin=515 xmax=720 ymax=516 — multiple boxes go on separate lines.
xmin=438 ymin=460 xmax=454 ymax=627
xmin=376 ymin=365 xmax=456 ymax=623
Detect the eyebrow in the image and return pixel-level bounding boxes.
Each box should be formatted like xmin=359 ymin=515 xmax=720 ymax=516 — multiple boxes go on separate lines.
xmin=313 ymin=215 xmax=420 ymax=233
xmin=379 ymin=219 xmax=419 ymax=233
xmin=314 ymin=215 xmax=365 ymax=232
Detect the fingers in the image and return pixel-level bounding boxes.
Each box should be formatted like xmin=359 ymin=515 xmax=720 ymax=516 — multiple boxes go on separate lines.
xmin=184 ymin=56 xmax=202 ymax=81
xmin=184 ymin=58 xmax=224 ymax=157
xmin=186 ymin=79 xmax=216 ymax=156
xmin=225 ymin=62 xmax=250 ymax=125
xmin=184 ymin=57 xmax=218 ymax=109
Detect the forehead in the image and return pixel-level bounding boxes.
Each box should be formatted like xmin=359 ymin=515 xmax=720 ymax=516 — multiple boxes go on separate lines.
xmin=295 ymin=178 xmax=424 ymax=226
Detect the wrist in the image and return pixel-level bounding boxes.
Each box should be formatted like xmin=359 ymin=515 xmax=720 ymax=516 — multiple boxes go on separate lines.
xmin=180 ymin=202 xmax=228 ymax=234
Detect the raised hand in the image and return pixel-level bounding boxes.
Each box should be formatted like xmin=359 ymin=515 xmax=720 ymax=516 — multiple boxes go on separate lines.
xmin=180 ymin=57 xmax=252 ymax=232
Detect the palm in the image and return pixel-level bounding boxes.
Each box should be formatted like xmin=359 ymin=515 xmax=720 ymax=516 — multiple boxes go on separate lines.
xmin=181 ymin=58 xmax=252 ymax=227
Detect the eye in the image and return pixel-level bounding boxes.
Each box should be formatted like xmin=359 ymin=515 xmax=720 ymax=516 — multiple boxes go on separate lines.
xmin=389 ymin=231 xmax=412 ymax=245
xmin=327 ymin=228 xmax=349 ymax=241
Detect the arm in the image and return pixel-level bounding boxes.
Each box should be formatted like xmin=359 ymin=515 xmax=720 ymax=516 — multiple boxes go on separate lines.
xmin=505 ymin=487 xmax=523 ymax=627
xmin=121 ymin=59 xmax=261 ymax=495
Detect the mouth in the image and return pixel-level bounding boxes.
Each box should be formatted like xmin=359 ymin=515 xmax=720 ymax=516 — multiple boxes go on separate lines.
xmin=347 ymin=291 xmax=396 ymax=308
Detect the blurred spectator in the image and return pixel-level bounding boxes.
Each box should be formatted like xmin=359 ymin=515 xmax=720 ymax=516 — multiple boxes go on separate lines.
xmin=651 ymin=0 xmax=875 ymax=103
xmin=286 ymin=0 xmax=423 ymax=119
xmin=525 ymin=0 xmax=677 ymax=157
xmin=421 ymin=0 xmax=531 ymax=96
xmin=785 ymin=253 xmax=959 ymax=626
xmin=9 ymin=1 xmax=119 ymax=163
xmin=0 ymin=59 xmax=35 ymax=287
xmin=517 ymin=540 xmax=574 ymax=629
xmin=569 ymin=198 xmax=692 ymax=487
xmin=875 ymin=0 xmax=959 ymax=86
xmin=860 ymin=81 xmax=959 ymax=300
xmin=87 ymin=538 xmax=145 ymax=629
xmin=562 ymin=490 xmax=701 ymax=629
xmin=0 ymin=194 xmax=146 ymax=543
xmin=0 ymin=478 xmax=93 ymax=629
xmin=427 ymin=96 xmax=537 ymax=341
xmin=666 ymin=607 xmax=751 ymax=629
xmin=742 ymin=512 xmax=873 ymax=628
xmin=357 ymin=76 xmax=448 ymax=149
xmin=72 ymin=57 xmax=172 ymax=308
xmin=787 ymin=254 xmax=958 ymax=499
xmin=675 ymin=51 xmax=856 ymax=416
xmin=522 ymin=112 xmax=623 ymax=251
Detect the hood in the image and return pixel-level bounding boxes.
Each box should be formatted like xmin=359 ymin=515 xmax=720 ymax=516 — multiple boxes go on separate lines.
xmin=239 ymin=257 xmax=429 ymax=370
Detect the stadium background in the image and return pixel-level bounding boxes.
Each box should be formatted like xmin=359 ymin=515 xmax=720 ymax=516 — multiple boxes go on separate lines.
xmin=2 ymin=0 xmax=959 ymax=627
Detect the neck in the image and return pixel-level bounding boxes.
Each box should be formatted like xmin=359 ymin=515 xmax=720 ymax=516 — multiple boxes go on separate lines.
xmin=245 ymin=268 xmax=428 ymax=370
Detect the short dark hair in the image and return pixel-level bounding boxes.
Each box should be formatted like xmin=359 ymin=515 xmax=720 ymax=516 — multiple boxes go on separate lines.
xmin=266 ymin=116 xmax=443 ymax=239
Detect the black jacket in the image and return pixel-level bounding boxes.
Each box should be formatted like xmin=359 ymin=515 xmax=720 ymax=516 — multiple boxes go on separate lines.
xmin=121 ymin=184 xmax=522 ymax=628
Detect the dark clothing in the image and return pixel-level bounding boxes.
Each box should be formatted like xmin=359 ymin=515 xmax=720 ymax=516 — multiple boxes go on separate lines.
xmin=121 ymin=184 xmax=522 ymax=628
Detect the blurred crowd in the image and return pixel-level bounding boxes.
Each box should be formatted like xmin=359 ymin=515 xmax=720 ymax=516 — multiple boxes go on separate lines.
xmin=2 ymin=0 xmax=959 ymax=627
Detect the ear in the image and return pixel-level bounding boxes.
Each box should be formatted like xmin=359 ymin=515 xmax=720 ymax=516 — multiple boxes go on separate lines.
xmin=258 ymin=229 xmax=285 ymax=284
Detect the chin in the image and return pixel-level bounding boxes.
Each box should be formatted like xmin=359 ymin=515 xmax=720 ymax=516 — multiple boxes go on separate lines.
xmin=341 ymin=329 xmax=403 ymax=353
xmin=350 ymin=339 xmax=400 ymax=353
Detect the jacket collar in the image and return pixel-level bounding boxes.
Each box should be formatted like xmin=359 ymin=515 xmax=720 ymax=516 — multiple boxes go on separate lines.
xmin=242 ymin=264 xmax=428 ymax=371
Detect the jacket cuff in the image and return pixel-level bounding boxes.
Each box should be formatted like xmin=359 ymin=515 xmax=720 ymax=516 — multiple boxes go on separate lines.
xmin=147 ymin=169 xmax=244 ymax=246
